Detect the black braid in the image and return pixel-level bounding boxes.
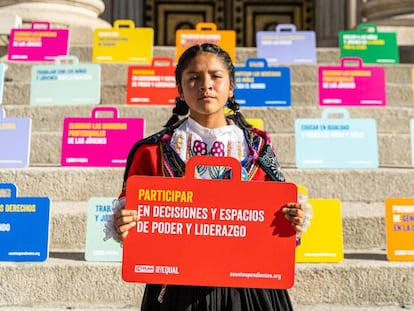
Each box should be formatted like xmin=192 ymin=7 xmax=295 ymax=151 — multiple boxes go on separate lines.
xmin=226 ymin=96 xmax=252 ymax=129
xmin=164 ymin=97 xmax=189 ymax=127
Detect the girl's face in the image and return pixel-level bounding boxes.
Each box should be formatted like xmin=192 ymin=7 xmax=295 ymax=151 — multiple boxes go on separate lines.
xmin=179 ymin=52 xmax=234 ymax=128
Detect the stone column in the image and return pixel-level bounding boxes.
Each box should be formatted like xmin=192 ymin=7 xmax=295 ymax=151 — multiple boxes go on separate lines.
xmin=0 ymin=0 xmax=111 ymax=43
xmin=360 ymin=0 xmax=414 ymax=45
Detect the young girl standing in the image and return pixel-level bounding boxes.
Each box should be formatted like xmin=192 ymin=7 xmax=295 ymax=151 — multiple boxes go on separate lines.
xmin=110 ymin=43 xmax=310 ymax=311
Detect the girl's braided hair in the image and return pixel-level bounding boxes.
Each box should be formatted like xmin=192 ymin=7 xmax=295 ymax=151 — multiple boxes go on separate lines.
xmin=164 ymin=43 xmax=251 ymax=129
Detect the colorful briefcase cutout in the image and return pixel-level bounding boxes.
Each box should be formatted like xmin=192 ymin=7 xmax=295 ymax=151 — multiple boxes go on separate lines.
xmin=30 ymin=55 xmax=101 ymax=106
xmin=93 ymin=19 xmax=153 ymax=63
xmin=0 ymin=109 xmax=31 ymax=168
xmin=318 ymin=57 xmax=386 ymax=106
xmin=296 ymin=199 xmax=343 ymax=263
xmin=385 ymin=198 xmax=414 ymax=261
xmin=295 ymin=108 xmax=378 ymax=169
xmin=0 ymin=63 xmax=6 ymax=104
xmin=123 ymin=156 xmax=297 ymax=289
xmin=339 ymin=23 xmax=399 ymax=64
xmin=7 ymin=21 xmax=69 ymax=62
xmin=126 ymin=57 xmax=178 ymax=105
xmin=235 ymin=58 xmax=291 ymax=107
xmin=411 ymin=119 xmax=414 ymax=167
xmin=256 ymin=24 xmax=317 ymax=65
xmin=0 ymin=183 xmax=51 ymax=262
xmin=85 ymin=197 xmax=122 ymax=262
xmin=61 ymin=106 xmax=145 ymax=167
xmin=176 ymin=23 xmax=236 ymax=62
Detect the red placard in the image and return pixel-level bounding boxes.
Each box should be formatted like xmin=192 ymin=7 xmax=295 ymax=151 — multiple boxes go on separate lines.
xmin=126 ymin=57 xmax=178 ymax=105
xmin=122 ymin=156 xmax=297 ymax=289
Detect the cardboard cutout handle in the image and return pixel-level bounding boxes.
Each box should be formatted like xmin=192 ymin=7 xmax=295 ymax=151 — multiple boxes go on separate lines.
xmin=114 ymin=19 xmax=135 ymax=29
xmin=196 ymin=22 xmax=217 ymax=31
xmin=91 ymin=106 xmax=119 ymax=119
xmin=322 ymin=108 xmax=350 ymax=120
xmin=31 ymin=21 xmax=50 ymax=29
xmin=276 ymin=24 xmax=296 ymax=32
xmin=358 ymin=23 xmax=378 ymax=33
xmin=54 ymin=55 xmax=79 ymax=65
xmin=0 ymin=183 xmax=17 ymax=198
xmin=340 ymin=57 xmax=363 ymax=67
xmin=185 ymin=156 xmax=241 ymax=181
xmin=245 ymin=58 xmax=268 ymax=68
xmin=152 ymin=57 xmax=174 ymax=67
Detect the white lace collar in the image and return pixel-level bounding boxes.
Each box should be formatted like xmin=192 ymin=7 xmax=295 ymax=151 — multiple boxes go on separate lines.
xmin=170 ymin=117 xmax=249 ymax=165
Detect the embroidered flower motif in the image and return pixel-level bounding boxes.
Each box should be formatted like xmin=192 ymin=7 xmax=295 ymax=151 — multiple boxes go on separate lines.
xmin=210 ymin=141 xmax=225 ymax=156
xmin=193 ymin=140 xmax=207 ymax=155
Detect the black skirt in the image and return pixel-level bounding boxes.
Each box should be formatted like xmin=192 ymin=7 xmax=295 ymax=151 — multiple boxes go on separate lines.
xmin=140 ymin=284 xmax=293 ymax=311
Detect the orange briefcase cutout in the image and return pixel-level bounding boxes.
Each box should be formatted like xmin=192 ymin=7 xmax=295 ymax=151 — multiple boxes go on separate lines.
xmin=175 ymin=23 xmax=236 ymax=62
xmin=122 ymin=156 xmax=297 ymax=288
xmin=385 ymin=198 xmax=414 ymax=261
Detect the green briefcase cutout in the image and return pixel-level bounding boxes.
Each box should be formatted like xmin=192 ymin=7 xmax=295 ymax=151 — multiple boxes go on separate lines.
xmin=122 ymin=156 xmax=298 ymax=289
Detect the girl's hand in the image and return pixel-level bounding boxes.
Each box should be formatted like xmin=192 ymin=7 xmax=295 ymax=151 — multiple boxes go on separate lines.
xmin=114 ymin=208 xmax=139 ymax=241
xmin=282 ymin=202 xmax=305 ymax=237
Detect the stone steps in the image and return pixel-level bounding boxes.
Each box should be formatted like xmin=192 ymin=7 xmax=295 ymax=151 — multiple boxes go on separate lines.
xmin=2 ymin=105 xmax=414 ymax=134
xmin=1 ymin=252 xmax=413 ymax=307
xmin=2 ymin=81 xmax=412 ymax=107
xmin=3 ymin=59 xmax=413 ymax=84
xmin=2 ymin=304 xmax=411 ymax=311
xmin=1 ymin=167 xmax=413 ymax=202
xmin=1 ymin=45 xmax=413 ymax=309
xmin=28 ymin=131 xmax=412 ymax=167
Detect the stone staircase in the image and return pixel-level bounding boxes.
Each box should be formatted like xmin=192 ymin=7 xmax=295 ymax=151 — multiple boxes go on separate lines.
xmin=1 ymin=45 xmax=414 ymax=310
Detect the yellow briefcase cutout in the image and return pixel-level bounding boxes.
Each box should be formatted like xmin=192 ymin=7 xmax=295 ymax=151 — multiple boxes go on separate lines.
xmin=296 ymin=199 xmax=343 ymax=263
xmin=93 ymin=19 xmax=153 ymax=63
xmin=175 ymin=22 xmax=236 ymax=62
xmin=385 ymin=198 xmax=414 ymax=261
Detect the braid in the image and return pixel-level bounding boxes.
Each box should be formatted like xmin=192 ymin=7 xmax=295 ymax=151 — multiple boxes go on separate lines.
xmin=164 ymin=97 xmax=189 ymax=127
xmin=226 ymin=96 xmax=252 ymax=129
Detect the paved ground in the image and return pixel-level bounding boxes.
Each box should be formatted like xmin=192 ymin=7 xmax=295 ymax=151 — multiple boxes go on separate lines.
xmin=1 ymin=304 xmax=412 ymax=310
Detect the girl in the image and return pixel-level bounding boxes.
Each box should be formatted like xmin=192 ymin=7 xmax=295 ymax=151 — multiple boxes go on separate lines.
xmin=110 ymin=43 xmax=311 ymax=311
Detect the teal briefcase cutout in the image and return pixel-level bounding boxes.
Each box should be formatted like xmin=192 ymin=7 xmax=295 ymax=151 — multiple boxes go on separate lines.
xmin=234 ymin=58 xmax=291 ymax=107
xmin=0 ymin=63 xmax=6 ymax=104
xmin=0 ymin=183 xmax=51 ymax=262
xmin=30 ymin=55 xmax=101 ymax=105
xmin=339 ymin=23 xmax=399 ymax=64
xmin=85 ymin=197 xmax=122 ymax=262
xmin=0 ymin=108 xmax=32 ymax=168
xmin=295 ymin=108 xmax=378 ymax=168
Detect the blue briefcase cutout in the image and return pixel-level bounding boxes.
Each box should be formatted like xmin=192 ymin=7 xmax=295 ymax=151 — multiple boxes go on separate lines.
xmin=295 ymin=108 xmax=378 ymax=169
xmin=0 ymin=183 xmax=51 ymax=261
xmin=234 ymin=58 xmax=291 ymax=107
xmin=0 ymin=108 xmax=32 ymax=168
xmin=0 ymin=63 xmax=6 ymax=104
xmin=256 ymin=24 xmax=317 ymax=65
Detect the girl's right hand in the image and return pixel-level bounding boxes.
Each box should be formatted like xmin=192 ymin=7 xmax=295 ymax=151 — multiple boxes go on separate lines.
xmin=114 ymin=208 xmax=139 ymax=241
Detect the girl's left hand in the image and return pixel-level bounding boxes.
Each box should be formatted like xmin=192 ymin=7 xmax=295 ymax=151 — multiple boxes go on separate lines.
xmin=282 ymin=202 xmax=305 ymax=237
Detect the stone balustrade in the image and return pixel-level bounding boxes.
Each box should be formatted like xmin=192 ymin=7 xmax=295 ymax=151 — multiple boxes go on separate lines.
xmin=360 ymin=0 xmax=414 ymax=45
xmin=0 ymin=0 xmax=111 ymax=43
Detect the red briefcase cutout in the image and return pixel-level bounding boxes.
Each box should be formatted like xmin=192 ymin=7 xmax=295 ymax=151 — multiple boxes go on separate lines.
xmin=122 ymin=156 xmax=297 ymax=289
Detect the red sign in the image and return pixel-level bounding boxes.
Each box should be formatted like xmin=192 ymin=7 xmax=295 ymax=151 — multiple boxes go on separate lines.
xmin=122 ymin=156 xmax=297 ymax=289
xmin=126 ymin=57 xmax=178 ymax=105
